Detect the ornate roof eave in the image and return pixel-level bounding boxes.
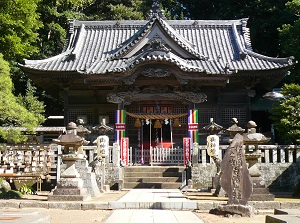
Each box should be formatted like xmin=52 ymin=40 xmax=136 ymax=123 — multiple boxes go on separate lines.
xmin=19 ymin=65 xmax=84 ymax=78
xmin=245 ymin=51 xmax=295 ymax=66
xmin=233 ymin=65 xmax=293 ymax=77
xmin=111 ymin=61 xmax=229 ymax=86
xmin=231 ymin=19 xmax=295 ymax=67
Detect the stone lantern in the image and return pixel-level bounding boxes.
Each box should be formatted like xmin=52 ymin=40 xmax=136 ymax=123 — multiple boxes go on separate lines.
xmin=226 ymin=118 xmax=245 ymax=143
xmin=243 ymin=120 xmax=274 ymax=201
xmin=49 ymin=122 xmax=100 ymax=201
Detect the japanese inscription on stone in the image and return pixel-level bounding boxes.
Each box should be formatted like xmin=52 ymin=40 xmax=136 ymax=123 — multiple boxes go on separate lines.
xmin=220 ymin=133 xmax=252 ymax=205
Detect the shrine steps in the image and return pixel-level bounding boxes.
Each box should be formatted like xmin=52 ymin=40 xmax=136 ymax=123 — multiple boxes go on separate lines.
xmin=122 ymin=166 xmax=185 ymax=189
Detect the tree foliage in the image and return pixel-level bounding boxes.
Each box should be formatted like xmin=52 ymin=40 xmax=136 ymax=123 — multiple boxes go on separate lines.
xmin=84 ymin=0 xmax=145 ymax=20
xmin=0 ymin=0 xmax=42 ymax=61
xmin=0 ymin=54 xmax=45 ymax=143
xmin=271 ymin=84 xmax=300 ymax=144
xmin=175 ymin=0 xmax=295 ymax=57
xmin=35 ymin=0 xmax=93 ymax=58
xmin=278 ymin=0 xmax=300 ymax=83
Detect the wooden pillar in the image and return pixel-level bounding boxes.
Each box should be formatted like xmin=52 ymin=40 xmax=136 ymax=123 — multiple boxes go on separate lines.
xmin=62 ymin=88 xmax=69 ymax=126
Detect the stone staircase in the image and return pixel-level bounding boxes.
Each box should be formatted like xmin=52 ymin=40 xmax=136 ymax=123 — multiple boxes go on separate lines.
xmin=122 ymin=166 xmax=185 ymax=189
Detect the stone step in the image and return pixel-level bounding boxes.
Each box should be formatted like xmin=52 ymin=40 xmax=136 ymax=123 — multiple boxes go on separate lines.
xmin=124 ymin=166 xmax=185 ymax=173
xmin=249 ymin=193 xmax=275 ymax=201
xmin=48 ymin=194 xmax=91 ymax=201
xmin=53 ymin=188 xmax=87 ymax=195
xmin=124 ymin=177 xmax=181 ymax=183
xmin=123 ymin=182 xmax=182 ymax=189
xmin=274 ymin=209 xmax=300 ymax=215
xmin=124 ymin=172 xmax=182 ymax=178
xmin=266 ymin=214 xmax=300 ymax=223
xmin=123 ymin=166 xmax=185 ymax=189
xmin=252 ymin=188 xmax=272 ymax=194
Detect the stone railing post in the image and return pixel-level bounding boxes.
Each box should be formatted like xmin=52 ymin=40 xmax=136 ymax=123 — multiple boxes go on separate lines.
xmin=192 ymin=143 xmax=199 ymax=166
xmin=112 ymin=143 xmax=120 ymax=166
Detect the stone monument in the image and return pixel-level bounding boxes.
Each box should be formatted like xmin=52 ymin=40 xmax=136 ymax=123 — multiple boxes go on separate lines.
xmin=215 ymin=133 xmax=254 ymax=217
xmin=49 ymin=121 xmax=100 ymax=201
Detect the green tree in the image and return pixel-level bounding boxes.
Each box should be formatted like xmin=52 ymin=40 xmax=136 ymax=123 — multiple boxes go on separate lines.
xmin=107 ymin=1 xmax=143 ymax=20
xmin=271 ymin=83 xmax=300 ymax=144
xmin=278 ymin=0 xmax=300 ymax=83
xmin=0 ymin=0 xmax=42 ymax=61
xmin=176 ymin=0 xmax=295 ymax=56
xmin=84 ymin=0 xmax=145 ymax=20
xmin=35 ymin=0 xmax=93 ymax=59
xmin=0 ymin=54 xmax=45 ymax=143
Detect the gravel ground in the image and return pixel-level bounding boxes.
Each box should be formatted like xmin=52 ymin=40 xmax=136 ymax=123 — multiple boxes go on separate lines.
xmin=38 ymin=209 xmax=111 ymax=223
xmin=194 ymin=211 xmax=266 ymax=223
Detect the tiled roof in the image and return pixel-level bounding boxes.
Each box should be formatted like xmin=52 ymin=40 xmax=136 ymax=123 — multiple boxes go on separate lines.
xmin=20 ymin=10 xmax=293 ymax=79
xmin=1 ymin=127 xmax=66 ymax=132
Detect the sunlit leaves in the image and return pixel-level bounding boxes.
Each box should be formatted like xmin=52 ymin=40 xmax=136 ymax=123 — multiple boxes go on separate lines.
xmin=271 ymin=84 xmax=300 ymax=144
xmin=0 ymin=0 xmax=42 ymax=61
xmin=0 ymin=54 xmax=45 ymax=143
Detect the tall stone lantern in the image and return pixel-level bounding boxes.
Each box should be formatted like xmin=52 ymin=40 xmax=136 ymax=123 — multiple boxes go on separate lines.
xmin=49 ymin=122 xmax=100 ymax=201
xmin=243 ymin=121 xmax=274 ymax=201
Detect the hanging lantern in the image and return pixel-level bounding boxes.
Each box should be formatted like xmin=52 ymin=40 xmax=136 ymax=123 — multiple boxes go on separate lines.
xmin=173 ymin=118 xmax=181 ymax=128
xmin=154 ymin=119 xmax=162 ymax=128
xmin=134 ymin=118 xmax=142 ymax=128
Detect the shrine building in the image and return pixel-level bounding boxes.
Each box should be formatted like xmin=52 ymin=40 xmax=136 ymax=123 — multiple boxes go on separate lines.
xmin=20 ymin=4 xmax=294 ymax=150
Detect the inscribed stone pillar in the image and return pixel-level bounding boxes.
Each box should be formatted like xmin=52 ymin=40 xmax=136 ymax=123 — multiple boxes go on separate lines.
xmin=220 ymin=133 xmax=252 ymax=205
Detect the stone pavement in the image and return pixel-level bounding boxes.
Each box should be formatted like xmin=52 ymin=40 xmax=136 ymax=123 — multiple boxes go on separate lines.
xmin=0 ymin=209 xmax=50 ymax=223
xmin=104 ymin=209 xmax=204 ymax=223
xmin=109 ymin=189 xmax=197 ymax=210
xmin=104 ymin=189 xmax=203 ymax=223
xmin=0 ymin=189 xmax=300 ymax=222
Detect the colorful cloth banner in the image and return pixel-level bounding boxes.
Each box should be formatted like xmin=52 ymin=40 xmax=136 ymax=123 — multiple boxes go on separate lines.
xmin=188 ymin=109 xmax=199 ymax=144
xmin=121 ymin=137 xmax=129 ymax=165
xmin=115 ymin=110 xmax=126 ymax=146
xmin=183 ymin=137 xmax=191 ymax=165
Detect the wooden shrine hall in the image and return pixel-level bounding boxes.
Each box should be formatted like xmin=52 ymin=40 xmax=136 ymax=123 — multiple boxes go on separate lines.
xmin=20 ymin=3 xmax=294 ymax=149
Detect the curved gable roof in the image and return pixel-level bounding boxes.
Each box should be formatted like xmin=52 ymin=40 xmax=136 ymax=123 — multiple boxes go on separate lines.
xmin=20 ymin=5 xmax=294 ymax=89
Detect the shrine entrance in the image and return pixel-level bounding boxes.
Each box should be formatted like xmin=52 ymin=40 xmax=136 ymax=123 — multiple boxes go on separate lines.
xmin=125 ymin=102 xmax=190 ymax=165
xmin=142 ymin=119 xmax=172 ymax=149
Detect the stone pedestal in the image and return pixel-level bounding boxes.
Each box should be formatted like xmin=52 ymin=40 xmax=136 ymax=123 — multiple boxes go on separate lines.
xmin=250 ymin=176 xmax=275 ymax=201
xmin=74 ymin=159 xmax=101 ymax=196
xmin=48 ymin=156 xmax=101 ymax=201
xmin=214 ymin=204 xmax=254 ymax=217
xmin=48 ymin=160 xmax=91 ymax=201
xmin=245 ymin=152 xmax=275 ymax=201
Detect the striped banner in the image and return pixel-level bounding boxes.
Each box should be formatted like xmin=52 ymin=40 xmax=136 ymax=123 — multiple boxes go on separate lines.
xmin=115 ymin=110 xmax=126 ymax=146
xmin=188 ymin=109 xmax=199 ymax=144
